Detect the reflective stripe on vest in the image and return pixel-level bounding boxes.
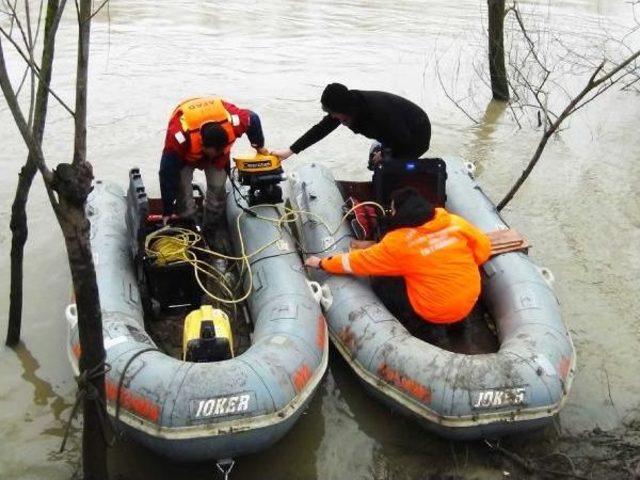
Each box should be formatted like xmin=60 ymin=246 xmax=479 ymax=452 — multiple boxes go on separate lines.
xmin=172 ymin=97 xmax=237 ymax=164
xmin=341 ymin=255 xmax=353 ymax=273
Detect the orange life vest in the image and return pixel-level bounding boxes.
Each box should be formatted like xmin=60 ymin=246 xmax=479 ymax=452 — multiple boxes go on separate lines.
xmin=172 ymin=97 xmax=238 ymax=164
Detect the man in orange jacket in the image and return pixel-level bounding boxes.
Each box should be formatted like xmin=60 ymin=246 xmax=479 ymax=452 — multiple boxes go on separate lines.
xmin=305 ymin=187 xmax=491 ymax=328
xmin=159 ymin=96 xmax=267 ymax=237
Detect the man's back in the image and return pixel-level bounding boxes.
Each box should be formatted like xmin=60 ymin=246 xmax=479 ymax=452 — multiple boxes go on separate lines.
xmin=348 ymin=90 xmax=431 ymax=158
xmin=325 ymin=208 xmax=490 ymax=323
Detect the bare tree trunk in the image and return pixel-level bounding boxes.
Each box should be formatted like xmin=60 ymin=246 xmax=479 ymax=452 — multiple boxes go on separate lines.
xmin=7 ymin=162 xmax=37 ymax=346
xmin=49 ymin=163 xmax=107 ymax=480
xmin=2 ymin=0 xmax=109 ymax=476
xmin=488 ymin=0 xmax=509 ymax=101
xmin=55 ymin=170 xmax=108 ymax=479
xmin=73 ymin=0 xmax=88 ymax=167
xmin=6 ymin=0 xmax=62 ymax=347
xmin=70 ymin=1 xmax=108 ymax=477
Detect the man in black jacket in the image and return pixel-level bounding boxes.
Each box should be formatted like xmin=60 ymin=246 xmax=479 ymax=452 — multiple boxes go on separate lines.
xmin=271 ymin=83 xmax=431 ymax=168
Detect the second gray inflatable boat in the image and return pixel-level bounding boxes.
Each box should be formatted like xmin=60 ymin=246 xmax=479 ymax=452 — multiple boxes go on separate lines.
xmin=289 ymin=156 xmax=576 ymax=440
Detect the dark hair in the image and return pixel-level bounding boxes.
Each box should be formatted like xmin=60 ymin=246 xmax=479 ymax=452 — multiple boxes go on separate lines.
xmin=385 ymin=187 xmax=435 ymax=231
xmin=201 ymin=122 xmax=228 ymax=149
xmin=321 ymin=83 xmax=354 ymax=114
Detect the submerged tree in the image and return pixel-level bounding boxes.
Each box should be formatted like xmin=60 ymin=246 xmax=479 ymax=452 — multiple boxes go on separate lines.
xmin=438 ymin=1 xmax=640 ymax=209
xmin=487 ymin=0 xmax=509 ymax=101
xmin=494 ymin=2 xmax=640 ymax=209
xmin=1 ymin=0 xmax=110 ymax=477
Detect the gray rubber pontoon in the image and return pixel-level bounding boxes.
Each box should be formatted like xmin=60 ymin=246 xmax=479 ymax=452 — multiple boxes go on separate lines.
xmin=65 ymin=181 xmax=328 ymax=461
xmin=289 ymin=157 xmax=576 ymax=440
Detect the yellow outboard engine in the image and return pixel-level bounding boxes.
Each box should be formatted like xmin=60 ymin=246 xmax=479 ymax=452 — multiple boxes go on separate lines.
xmin=233 ymin=153 xmax=285 ymax=206
xmin=183 ymin=305 xmax=234 ymax=362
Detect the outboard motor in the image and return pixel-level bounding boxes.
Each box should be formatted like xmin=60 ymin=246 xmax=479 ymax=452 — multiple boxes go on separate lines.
xmin=233 ymin=153 xmax=286 ymax=206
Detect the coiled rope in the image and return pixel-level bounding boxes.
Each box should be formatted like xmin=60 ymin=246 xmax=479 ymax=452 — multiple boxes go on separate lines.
xmin=145 ymin=201 xmax=385 ymax=306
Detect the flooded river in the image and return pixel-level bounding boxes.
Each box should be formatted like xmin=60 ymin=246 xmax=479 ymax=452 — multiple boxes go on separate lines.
xmin=1 ymin=1 xmax=639 ymax=478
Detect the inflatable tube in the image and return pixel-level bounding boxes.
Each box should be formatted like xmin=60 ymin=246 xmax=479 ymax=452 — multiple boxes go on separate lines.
xmin=66 ymin=180 xmax=328 ymax=461
xmin=289 ymin=157 xmax=576 ymax=439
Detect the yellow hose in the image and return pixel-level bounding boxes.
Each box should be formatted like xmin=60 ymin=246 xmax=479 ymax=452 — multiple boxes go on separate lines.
xmin=144 ymin=200 xmax=386 ymax=305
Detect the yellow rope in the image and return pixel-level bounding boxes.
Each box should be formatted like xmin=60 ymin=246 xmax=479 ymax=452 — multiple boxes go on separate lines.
xmin=149 ymin=236 xmax=190 ymax=265
xmin=145 ymin=200 xmax=386 ymax=305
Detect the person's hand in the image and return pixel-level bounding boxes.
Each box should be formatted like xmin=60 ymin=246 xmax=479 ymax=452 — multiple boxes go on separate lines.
xmin=255 ymin=146 xmax=269 ymax=155
xmin=350 ymin=239 xmax=375 ymax=250
xmin=270 ymin=148 xmax=294 ymax=161
xmin=305 ymin=256 xmax=323 ymax=268
xmin=161 ymin=214 xmax=179 ymax=226
xmin=371 ymin=150 xmax=383 ymax=166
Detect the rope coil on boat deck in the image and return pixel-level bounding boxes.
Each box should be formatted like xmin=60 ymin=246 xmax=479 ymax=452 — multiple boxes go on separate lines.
xmin=144 ymin=199 xmax=386 ymax=306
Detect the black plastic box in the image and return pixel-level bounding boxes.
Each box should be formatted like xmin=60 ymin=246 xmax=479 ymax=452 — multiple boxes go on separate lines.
xmin=374 ymin=157 xmax=447 ymax=207
xmin=144 ymin=259 xmax=202 ymax=312
xmin=126 ymin=168 xmax=202 ymax=313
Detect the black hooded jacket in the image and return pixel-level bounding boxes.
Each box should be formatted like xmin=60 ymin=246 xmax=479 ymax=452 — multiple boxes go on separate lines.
xmin=290 ymin=90 xmax=431 ymax=159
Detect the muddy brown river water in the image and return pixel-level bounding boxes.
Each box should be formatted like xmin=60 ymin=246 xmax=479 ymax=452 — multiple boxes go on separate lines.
xmin=1 ymin=1 xmax=639 ymax=478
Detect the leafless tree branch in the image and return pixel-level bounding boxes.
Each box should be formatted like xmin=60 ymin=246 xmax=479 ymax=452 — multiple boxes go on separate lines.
xmin=0 ymin=23 xmax=74 ymax=115
xmin=485 ymin=440 xmax=591 ymax=480
xmin=621 ymin=74 xmax=640 ymax=91
xmin=0 ymin=39 xmax=53 ymax=184
xmin=88 ymin=0 xmax=108 ymax=21
xmin=24 ymin=0 xmax=37 ymax=128
xmin=509 ymin=3 xmax=549 ymax=75
xmin=14 ymin=63 xmax=28 ymax=97
xmin=509 ymin=60 xmax=554 ymax=127
xmin=436 ymin=56 xmax=480 ymax=124
xmin=0 ymin=23 xmax=35 ymax=68
xmin=3 ymin=0 xmax=18 ymax=34
xmin=497 ymin=49 xmax=640 ymax=210
xmin=4 ymin=1 xmax=30 ymax=51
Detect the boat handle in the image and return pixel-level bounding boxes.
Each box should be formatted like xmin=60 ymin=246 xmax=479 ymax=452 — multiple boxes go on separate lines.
xmin=65 ymin=303 xmax=78 ymax=328
xmin=465 ymin=161 xmax=477 ymax=177
xmin=319 ymin=284 xmax=333 ymax=310
xmin=538 ymin=267 xmax=555 ymax=287
xmin=307 ymin=281 xmax=323 ymax=304
xmin=306 ymin=281 xmax=333 ymax=309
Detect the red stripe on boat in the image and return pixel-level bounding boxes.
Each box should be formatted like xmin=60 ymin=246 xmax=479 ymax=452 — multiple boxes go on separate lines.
xmin=105 ymin=379 xmax=160 ymax=423
xmin=292 ymin=364 xmax=312 ymax=393
xmin=378 ymin=362 xmax=432 ymax=404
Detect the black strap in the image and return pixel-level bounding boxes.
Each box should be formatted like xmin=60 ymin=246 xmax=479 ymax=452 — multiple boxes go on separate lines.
xmin=60 ymin=358 xmax=115 ymax=452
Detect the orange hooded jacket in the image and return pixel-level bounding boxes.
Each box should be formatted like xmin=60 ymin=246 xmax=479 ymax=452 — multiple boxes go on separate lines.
xmin=320 ymin=208 xmax=491 ymax=324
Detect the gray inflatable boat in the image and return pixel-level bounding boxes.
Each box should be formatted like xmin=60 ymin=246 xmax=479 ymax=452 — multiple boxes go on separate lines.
xmin=289 ymin=156 xmax=576 ymax=440
xmin=65 ymin=180 xmax=328 ymax=461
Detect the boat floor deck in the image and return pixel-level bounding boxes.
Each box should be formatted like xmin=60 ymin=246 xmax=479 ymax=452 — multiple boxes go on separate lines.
xmin=414 ymin=302 xmax=500 ymax=355
xmin=146 ymin=307 xmax=253 ymax=360
xmin=141 ymin=222 xmax=254 ymax=360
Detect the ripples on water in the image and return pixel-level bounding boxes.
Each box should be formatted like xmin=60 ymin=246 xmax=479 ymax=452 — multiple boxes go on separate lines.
xmin=0 ymin=1 xmax=639 ymax=478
